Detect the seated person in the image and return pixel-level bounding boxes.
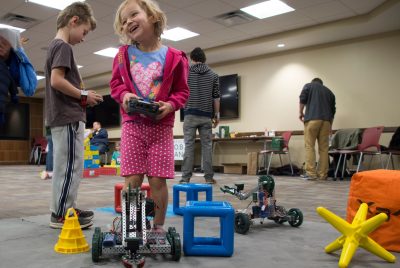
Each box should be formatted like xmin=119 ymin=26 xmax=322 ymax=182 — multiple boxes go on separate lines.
xmin=111 ymin=142 xmax=121 ymax=166
xmin=90 ymin=121 xmax=108 ymax=154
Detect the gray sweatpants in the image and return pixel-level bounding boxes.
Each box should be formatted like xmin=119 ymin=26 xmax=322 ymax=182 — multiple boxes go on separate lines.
xmin=50 ymin=121 xmax=84 ymax=217
xmin=181 ymin=114 xmax=214 ymax=180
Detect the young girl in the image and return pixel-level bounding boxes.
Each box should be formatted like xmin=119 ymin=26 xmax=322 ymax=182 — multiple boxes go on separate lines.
xmin=110 ymin=0 xmax=189 ymax=232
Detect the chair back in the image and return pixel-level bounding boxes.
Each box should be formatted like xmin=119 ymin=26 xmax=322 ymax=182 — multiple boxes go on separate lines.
xmin=282 ymin=131 xmax=292 ymax=150
xmin=38 ymin=137 xmax=48 ymax=153
xmin=358 ymin=126 xmax=384 ymax=151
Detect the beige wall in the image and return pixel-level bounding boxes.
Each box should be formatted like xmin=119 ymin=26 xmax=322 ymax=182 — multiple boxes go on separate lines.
xmin=106 ymin=31 xmax=399 ymax=167
xmin=172 ymin=31 xmax=400 ymax=167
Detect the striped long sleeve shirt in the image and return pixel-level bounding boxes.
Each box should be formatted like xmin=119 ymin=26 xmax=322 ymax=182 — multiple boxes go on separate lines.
xmin=184 ymin=63 xmax=220 ymax=118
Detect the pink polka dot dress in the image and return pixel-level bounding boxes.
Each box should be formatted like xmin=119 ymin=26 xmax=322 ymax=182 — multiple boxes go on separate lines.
xmin=120 ymin=120 xmax=174 ymax=179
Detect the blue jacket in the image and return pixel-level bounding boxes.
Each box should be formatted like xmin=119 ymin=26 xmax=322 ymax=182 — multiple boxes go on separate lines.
xmin=90 ymin=128 xmax=109 ymax=147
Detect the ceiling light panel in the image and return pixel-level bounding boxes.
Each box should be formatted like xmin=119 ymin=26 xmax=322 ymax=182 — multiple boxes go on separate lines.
xmin=161 ymin=27 xmax=199 ymax=41
xmin=27 ymin=0 xmax=85 ymax=10
xmin=241 ymin=0 xmax=295 ymax=19
xmin=94 ymin=47 xmax=118 ymax=58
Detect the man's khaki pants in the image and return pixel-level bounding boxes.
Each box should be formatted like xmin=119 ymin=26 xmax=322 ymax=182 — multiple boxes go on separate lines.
xmin=304 ymin=120 xmax=331 ymax=179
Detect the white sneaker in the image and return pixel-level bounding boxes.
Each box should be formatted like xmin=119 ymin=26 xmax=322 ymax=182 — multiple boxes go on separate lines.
xmin=40 ymin=171 xmax=50 ymax=180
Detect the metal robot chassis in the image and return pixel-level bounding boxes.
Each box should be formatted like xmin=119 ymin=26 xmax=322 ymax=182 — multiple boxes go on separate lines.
xmin=221 ymin=175 xmax=303 ymax=234
xmin=91 ymin=187 xmax=181 ymax=268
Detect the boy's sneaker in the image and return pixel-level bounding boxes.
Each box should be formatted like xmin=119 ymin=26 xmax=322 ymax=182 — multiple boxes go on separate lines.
xmin=40 ymin=171 xmax=50 ymax=180
xmin=205 ymin=178 xmax=216 ymax=184
xmin=179 ymin=178 xmax=190 ymax=184
xmin=300 ymin=174 xmax=317 ymax=181
xmin=74 ymin=208 xmax=94 ymax=220
xmin=49 ymin=213 xmax=93 ymax=229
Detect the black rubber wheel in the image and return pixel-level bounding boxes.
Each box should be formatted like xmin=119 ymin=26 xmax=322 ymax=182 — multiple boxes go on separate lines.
xmin=234 ymin=212 xmax=250 ymax=234
xmin=171 ymin=233 xmax=181 ymax=261
xmin=168 ymin=226 xmax=176 ymax=234
xmin=92 ymin=227 xmax=103 ymax=262
xmin=288 ymin=208 xmax=303 ymax=227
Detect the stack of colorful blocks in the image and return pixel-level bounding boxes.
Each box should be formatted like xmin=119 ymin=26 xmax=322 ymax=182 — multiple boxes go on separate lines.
xmin=83 ymin=138 xmax=100 ymax=178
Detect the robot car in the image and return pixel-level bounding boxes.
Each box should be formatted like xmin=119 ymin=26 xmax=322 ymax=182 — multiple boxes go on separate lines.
xmin=91 ymin=187 xmax=181 ymax=268
xmin=220 ymin=175 xmax=303 ymax=234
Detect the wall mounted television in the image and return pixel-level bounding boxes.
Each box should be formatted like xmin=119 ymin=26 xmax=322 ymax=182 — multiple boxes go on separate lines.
xmin=0 ymin=102 xmax=30 ymax=140
xmin=86 ymin=95 xmax=121 ymax=128
xmin=180 ymin=74 xmax=239 ymax=121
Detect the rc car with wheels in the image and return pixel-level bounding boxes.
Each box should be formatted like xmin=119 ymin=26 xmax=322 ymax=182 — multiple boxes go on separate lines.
xmin=220 ymin=175 xmax=303 ymax=234
xmin=91 ymin=186 xmax=181 ymax=267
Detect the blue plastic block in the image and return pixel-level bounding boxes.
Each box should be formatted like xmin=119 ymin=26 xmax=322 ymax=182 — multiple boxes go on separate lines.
xmin=183 ymin=201 xmax=234 ymax=257
xmin=90 ymin=145 xmax=99 ymax=151
xmin=173 ymin=184 xmax=212 ymax=215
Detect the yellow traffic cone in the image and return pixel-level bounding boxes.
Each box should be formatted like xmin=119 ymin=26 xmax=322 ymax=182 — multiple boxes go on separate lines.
xmin=54 ymin=208 xmax=90 ymax=254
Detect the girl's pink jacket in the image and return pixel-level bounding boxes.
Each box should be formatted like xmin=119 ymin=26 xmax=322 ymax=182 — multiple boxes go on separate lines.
xmin=110 ymin=45 xmax=189 ymax=127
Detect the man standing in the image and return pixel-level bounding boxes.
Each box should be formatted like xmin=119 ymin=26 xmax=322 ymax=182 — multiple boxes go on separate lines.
xmin=180 ymin=47 xmax=220 ymax=184
xmin=299 ymin=78 xmax=336 ymax=180
xmin=90 ymin=121 xmax=109 ymax=154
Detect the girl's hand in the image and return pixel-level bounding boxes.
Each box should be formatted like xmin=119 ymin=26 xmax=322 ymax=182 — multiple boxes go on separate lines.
xmin=156 ymin=101 xmax=173 ymax=120
xmin=122 ymin=93 xmax=139 ymax=112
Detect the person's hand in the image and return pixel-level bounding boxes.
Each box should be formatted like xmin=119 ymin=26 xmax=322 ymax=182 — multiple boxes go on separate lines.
xmin=155 ymin=101 xmax=173 ymax=120
xmin=0 ymin=36 xmax=11 ymax=60
xmin=299 ymin=112 xmax=304 ymax=122
xmin=87 ymin=90 xmax=103 ymax=107
xmin=122 ymin=93 xmax=139 ymax=112
xmin=212 ymin=117 xmax=219 ymax=128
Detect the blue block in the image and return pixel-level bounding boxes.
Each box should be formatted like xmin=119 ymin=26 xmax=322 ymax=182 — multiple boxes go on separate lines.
xmin=173 ymin=184 xmax=212 ymax=215
xmin=183 ymin=201 xmax=234 ymax=257
xmin=90 ymin=145 xmax=99 ymax=151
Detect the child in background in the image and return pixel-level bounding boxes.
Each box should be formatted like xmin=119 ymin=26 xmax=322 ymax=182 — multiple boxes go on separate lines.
xmin=111 ymin=142 xmax=121 ymax=166
xmin=110 ymin=0 xmax=189 ymax=232
xmin=40 ymin=127 xmax=53 ymax=180
xmin=44 ymin=2 xmax=103 ymax=229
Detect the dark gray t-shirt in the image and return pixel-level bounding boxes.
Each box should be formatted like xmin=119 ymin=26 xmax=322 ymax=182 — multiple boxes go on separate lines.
xmin=45 ymin=39 xmax=85 ymax=127
xmin=299 ymin=82 xmax=336 ymax=122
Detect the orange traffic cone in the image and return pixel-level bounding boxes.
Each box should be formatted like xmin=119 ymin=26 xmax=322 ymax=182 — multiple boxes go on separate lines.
xmin=54 ymin=208 xmax=90 ymax=254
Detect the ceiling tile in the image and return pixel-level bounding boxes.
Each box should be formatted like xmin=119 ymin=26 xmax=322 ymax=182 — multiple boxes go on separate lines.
xmin=164 ymin=9 xmax=202 ymax=28
xmin=284 ymin=0 xmax=332 ymax=9
xmin=338 ymin=0 xmax=386 ymax=15
xmin=203 ymin=27 xmax=250 ymax=43
xmin=87 ymin=1 xmax=117 ymax=20
xmin=186 ymin=19 xmax=225 ymax=34
xmin=183 ymin=0 xmax=236 ymax=19
xmin=158 ymin=0 xmax=204 ymax=9
xmin=301 ymin=1 xmax=356 ymax=21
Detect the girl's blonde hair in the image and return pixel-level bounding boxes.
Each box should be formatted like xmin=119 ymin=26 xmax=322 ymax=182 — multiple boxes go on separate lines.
xmin=114 ymin=0 xmax=167 ymax=45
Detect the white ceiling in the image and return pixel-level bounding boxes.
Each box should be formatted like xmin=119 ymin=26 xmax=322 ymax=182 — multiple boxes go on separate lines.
xmin=1 ymin=0 xmax=399 ymax=97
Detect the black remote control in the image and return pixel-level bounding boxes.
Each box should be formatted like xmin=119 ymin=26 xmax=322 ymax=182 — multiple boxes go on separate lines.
xmin=127 ymin=99 xmax=160 ymax=119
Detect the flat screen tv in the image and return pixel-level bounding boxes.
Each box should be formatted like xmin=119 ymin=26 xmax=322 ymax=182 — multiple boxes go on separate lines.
xmin=180 ymin=74 xmax=239 ymax=121
xmin=86 ymin=95 xmax=120 ymax=128
xmin=0 ymin=102 xmax=30 ymax=140
xmin=219 ymin=74 xmax=239 ymax=119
